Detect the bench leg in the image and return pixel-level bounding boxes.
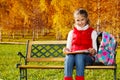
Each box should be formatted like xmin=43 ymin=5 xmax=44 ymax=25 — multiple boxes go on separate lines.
xmin=114 ymin=68 xmax=116 ymax=80
xmin=20 ymin=68 xmax=27 ymax=80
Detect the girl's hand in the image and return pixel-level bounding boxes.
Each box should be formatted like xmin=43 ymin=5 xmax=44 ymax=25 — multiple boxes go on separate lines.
xmin=88 ymin=48 xmax=96 ymax=55
xmin=63 ymin=47 xmax=71 ymax=54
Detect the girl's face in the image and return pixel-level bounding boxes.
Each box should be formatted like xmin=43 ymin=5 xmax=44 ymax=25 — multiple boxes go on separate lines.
xmin=74 ymin=14 xmax=88 ymax=27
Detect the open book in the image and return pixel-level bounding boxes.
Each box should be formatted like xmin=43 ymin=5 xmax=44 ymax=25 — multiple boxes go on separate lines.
xmin=64 ymin=50 xmax=89 ymax=54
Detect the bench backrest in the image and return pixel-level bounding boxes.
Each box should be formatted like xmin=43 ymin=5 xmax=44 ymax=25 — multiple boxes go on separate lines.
xmin=26 ymin=40 xmax=66 ymax=62
xmin=25 ymin=40 xmax=117 ymax=65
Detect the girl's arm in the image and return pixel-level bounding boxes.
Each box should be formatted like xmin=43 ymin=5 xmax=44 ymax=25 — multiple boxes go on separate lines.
xmin=92 ymin=30 xmax=97 ymax=51
xmin=89 ymin=30 xmax=97 ymax=55
xmin=63 ymin=30 xmax=73 ymax=52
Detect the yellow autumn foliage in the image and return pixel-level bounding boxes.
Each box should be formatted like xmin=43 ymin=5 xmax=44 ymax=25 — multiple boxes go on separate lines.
xmin=0 ymin=0 xmax=119 ymax=40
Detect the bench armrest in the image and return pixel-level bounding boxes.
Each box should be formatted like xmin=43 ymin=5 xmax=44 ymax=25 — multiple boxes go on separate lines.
xmin=114 ymin=51 xmax=117 ymax=65
xmin=16 ymin=52 xmax=25 ymax=68
xmin=17 ymin=52 xmax=25 ymax=59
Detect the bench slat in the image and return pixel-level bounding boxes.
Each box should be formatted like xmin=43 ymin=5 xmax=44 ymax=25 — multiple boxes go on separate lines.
xmin=27 ymin=58 xmax=65 ymax=62
xmin=85 ymin=65 xmax=116 ymax=69
xmin=31 ymin=41 xmax=66 ymax=44
xmin=18 ymin=65 xmax=116 ymax=69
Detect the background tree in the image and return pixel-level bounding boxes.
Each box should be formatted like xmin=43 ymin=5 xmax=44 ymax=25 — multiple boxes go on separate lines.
xmin=0 ymin=0 xmax=119 ymax=42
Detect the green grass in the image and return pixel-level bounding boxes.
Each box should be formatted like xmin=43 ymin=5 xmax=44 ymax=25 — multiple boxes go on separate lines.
xmin=0 ymin=43 xmax=120 ymax=80
xmin=0 ymin=44 xmax=26 ymax=80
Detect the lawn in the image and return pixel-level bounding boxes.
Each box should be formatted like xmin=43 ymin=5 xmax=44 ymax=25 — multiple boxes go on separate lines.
xmin=0 ymin=43 xmax=120 ymax=80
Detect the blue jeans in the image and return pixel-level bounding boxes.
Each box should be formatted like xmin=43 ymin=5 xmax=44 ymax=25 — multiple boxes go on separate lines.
xmin=64 ymin=54 xmax=94 ymax=77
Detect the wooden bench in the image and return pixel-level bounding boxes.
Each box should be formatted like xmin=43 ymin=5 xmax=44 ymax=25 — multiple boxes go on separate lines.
xmin=16 ymin=40 xmax=117 ymax=80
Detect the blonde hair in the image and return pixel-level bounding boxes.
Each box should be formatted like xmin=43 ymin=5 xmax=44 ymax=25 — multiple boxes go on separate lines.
xmin=74 ymin=8 xmax=89 ymax=24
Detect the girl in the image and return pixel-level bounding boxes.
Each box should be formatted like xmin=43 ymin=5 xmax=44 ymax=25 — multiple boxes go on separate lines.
xmin=63 ymin=8 xmax=97 ymax=80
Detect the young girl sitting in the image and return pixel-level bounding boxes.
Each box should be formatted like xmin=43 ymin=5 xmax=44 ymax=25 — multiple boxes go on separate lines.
xmin=63 ymin=8 xmax=98 ymax=80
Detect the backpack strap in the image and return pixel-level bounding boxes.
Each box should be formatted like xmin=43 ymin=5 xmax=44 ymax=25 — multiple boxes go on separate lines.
xmin=96 ymin=32 xmax=102 ymax=52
